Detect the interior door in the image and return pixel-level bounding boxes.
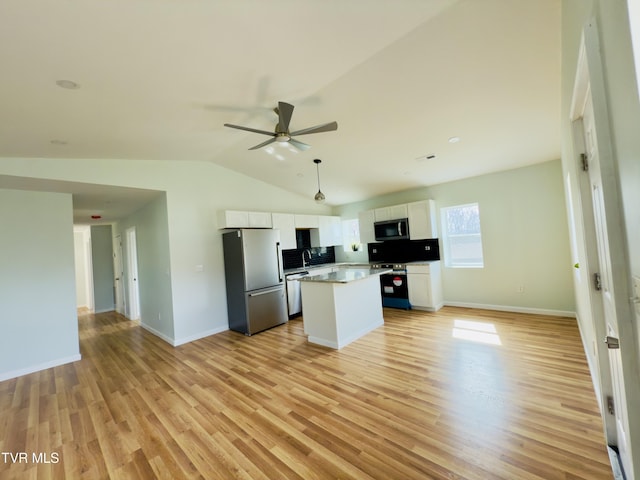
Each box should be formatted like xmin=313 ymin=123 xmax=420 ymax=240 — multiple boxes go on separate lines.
xmin=125 ymin=227 xmax=140 ymax=321
xmin=582 ymin=92 xmax=631 ymax=475
xmin=113 ymin=234 xmax=125 ymax=315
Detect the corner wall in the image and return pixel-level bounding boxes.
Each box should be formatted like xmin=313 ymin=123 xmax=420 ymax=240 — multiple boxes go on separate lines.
xmin=0 ymin=189 xmax=80 ymax=381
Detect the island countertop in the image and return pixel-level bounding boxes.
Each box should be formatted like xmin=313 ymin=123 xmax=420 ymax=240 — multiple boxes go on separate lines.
xmin=300 ymin=267 xmax=391 ymax=284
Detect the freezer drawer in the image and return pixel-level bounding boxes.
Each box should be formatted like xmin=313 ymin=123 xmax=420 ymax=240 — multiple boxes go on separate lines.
xmin=245 ymin=285 xmax=288 ymax=335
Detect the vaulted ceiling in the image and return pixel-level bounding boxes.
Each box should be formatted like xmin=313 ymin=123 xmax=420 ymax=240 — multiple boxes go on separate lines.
xmin=0 ymin=0 xmax=560 ymax=209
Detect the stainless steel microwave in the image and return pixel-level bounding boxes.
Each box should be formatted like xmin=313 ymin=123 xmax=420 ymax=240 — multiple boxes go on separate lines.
xmin=374 ymin=218 xmax=410 ymax=241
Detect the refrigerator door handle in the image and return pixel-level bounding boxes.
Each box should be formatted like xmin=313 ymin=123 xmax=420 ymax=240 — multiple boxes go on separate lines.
xmin=276 ymin=241 xmax=284 ymax=282
xmin=249 ymin=287 xmax=283 ymax=297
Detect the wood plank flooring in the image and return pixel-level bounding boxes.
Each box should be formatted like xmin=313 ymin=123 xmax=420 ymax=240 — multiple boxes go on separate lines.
xmin=0 ymin=307 xmax=612 ymax=479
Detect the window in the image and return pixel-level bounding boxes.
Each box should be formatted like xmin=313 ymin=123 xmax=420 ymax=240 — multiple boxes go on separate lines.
xmin=342 ymin=218 xmax=361 ymax=252
xmin=440 ymin=203 xmax=484 ymax=268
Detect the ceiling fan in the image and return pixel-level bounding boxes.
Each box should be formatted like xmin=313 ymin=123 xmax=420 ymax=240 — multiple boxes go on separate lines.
xmin=224 ymin=101 xmax=338 ymax=151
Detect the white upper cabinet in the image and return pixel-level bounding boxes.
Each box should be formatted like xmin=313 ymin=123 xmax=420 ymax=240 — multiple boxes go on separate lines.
xmin=374 ymin=204 xmax=408 ymax=222
xmin=218 ymin=210 xmax=273 ymax=229
xmin=358 ymin=209 xmax=376 ymax=244
xmin=294 ymin=214 xmax=319 ymax=229
xmin=271 ymin=213 xmax=297 ymax=250
xmin=407 ymin=200 xmax=437 ymax=239
xmin=313 ymin=216 xmax=342 ymax=247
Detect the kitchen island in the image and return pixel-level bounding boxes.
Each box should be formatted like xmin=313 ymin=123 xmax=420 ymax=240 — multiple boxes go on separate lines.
xmin=300 ymin=267 xmax=391 ymax=349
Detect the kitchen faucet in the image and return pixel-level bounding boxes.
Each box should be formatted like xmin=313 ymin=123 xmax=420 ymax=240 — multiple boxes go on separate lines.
xmin=302 ymin=249 xmax=312 ymax=268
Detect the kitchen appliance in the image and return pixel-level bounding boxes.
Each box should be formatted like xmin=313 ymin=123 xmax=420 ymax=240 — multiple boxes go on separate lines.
xmin=222 ymin=229 xmax=287 ymax=335
xmin=285 ymin=271 xmax=308 ymax=317
xmin=374 ymin=218 xmax=410 ymax=241
xmin=372 ymin=263 xmax=411 ymax=309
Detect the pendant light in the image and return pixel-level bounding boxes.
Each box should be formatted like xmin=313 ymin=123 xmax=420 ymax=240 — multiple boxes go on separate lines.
xmin=313 ymin=159 xmax=326 ymax=203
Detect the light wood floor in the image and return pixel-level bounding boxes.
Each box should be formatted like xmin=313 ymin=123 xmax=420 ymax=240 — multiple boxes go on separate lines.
xmin=0 ymin=307 xmax=612 ymax=479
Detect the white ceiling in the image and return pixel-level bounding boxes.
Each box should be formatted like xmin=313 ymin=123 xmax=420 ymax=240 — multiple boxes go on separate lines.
xmin=0 ymin=0 xmax=560 ymax=212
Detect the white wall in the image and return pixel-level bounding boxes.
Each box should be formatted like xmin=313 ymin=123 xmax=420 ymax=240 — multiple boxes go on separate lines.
xmin=91 ymin=224 xmax=115 ymax=313
xmin=0 ymin=158 xmax=331 ymax=347
xmin=335 ymin=160 xmax=575 ymax=315
xmin=115 ymin=193 xmax=175 ymax=342
xmin=0 ymin=189 xmax=80 ymax=381
xmin=73 ymin=226 xmax=91 ymax=310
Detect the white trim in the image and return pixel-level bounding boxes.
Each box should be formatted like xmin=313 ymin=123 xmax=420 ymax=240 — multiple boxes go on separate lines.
xmin=444 ymin=301 xmax=575 ymax=318
xmin=173 ymin=326 xmax=229 ymax=346
xmin=94 ymin=307 xmax=115 ymax=314
xmin=0 ymin=354 xmax=82 ymax=382
xmin=139 ymin=322 xmax=175 ymax=345
xmin=139 ymin=322 xmax=229 ymax=347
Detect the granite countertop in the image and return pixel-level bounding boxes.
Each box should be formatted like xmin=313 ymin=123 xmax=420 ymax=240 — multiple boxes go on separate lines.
xmin=284 ymin=262 xmax=371 ymax=275
xmin=300 ymin=267 xmax=391 ymax=284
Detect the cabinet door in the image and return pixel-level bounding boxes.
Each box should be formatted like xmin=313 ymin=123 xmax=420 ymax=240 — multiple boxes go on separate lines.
xmin=317 ymin=216 xmax=342 ymax=246
xmin=407 ymin=274 xmax=432 ymax=307
xmin=374 ymin=207 xmax=391 ymax=222
xmin=375 ymin=204 xmax=408 ymax=221
xmin=218 ymin=210 xmax=249 ymax=228
xmin=272 ymin=213 xmax=297 ymax=250
xmin=407 ymin=200 xmax=437 ymax=239
xmin=294 ymin=214 xmax=319 ymax=228
xmin=358 ymin=210 xmax=376 ymax=244
xmin=248 ymin=211 xmax=273 ymax=228
xmin=389 ymin=204 xmax=408 ymax=219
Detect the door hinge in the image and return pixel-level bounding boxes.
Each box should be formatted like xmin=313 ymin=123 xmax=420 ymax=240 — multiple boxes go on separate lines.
xmin=594 ymin=272 xmax=602 ymax=291
xmin=604 ymin=336 xmax=620 ymax=349
xmin=581 ymin=153 xmax=589 ymax=171
xmin=607 ymin=395 xmax=615 ymax=415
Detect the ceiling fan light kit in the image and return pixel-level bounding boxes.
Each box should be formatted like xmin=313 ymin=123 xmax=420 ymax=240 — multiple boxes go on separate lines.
xmin=224 ymin=101 xmax=337 ymax=151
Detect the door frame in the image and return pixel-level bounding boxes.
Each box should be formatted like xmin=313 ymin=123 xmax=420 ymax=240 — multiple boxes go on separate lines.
xmin=125 ymin=227 xmax=141 ymax=321
xmin=113 ymin=234 xmax=125 ymax=315
xmin=569 ymin=20 xmax=640 ymax=479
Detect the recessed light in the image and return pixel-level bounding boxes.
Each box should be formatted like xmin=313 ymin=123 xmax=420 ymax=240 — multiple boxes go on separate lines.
xmin=56 ymin=80 xmax=80 ymax=90
xmin=448 ymin=136 xmax=461 ymax=144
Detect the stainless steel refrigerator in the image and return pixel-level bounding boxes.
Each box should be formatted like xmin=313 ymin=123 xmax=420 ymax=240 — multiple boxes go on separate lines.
xmin=222 ymin=229 xmax=288 ymax=335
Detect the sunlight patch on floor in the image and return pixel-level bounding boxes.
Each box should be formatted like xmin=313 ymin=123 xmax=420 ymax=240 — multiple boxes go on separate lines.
xmin=452 ymin=319 xmax=502 ymax=345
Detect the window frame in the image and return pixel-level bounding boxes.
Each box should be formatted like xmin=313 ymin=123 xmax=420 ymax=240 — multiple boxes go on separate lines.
xmin=440 ymin=202 xmax=485 ymax=268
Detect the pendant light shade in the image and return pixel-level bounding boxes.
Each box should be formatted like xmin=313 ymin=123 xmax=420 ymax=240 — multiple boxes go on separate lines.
xmin=313 ymin=159 xmax=325 ymax=203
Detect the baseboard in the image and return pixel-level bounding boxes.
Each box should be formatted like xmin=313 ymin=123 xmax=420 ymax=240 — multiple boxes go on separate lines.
xmin=443 ymin=301 xmax=576 ymax=318
xmin=139 ymin=322 xmax=228 ymax=347
xmin=173 ymin=326 xmax=229 ymax=347
xmin=139 ymin=322 xmax=175 ymax=345
xmin=94 ymin=307 xmax=115 ymax=314
xmin=0 ymin=354 xmax=82 ymax=382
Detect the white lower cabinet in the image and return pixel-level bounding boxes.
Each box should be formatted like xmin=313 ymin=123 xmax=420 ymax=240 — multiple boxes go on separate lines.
xmin=407 ymin=261 xmax=443 ymax=311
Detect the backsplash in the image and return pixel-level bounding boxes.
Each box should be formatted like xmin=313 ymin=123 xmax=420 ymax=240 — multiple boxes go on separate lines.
xmin=283 ymin=246 xmax=335 ymax=270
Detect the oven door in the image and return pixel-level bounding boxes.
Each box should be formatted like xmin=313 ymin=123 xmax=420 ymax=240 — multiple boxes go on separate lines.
xmin=380 ymin=272 xmax=411 ymax=309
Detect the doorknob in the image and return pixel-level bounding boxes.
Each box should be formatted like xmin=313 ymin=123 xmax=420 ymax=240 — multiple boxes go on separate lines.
xmin=604 ymin=336 xmax=620 ymax=349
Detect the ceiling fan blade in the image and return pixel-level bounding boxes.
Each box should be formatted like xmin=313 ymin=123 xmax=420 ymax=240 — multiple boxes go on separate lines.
xmin=277 ymin=102 xmax=295 ymax=132
xmin=290 ymin=121 xmax=338 ymax=136
xmin=288 ymin=138 xmax=311 ymax=151
xmin=224 ymin=123 xmax=275 ymax=136
xmin=249 ymin=137 xmax=278 ymax=150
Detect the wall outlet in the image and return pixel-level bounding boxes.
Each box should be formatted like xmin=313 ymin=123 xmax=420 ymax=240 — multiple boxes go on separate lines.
xmin=517 ymin=285 xmax=525 ymax=293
